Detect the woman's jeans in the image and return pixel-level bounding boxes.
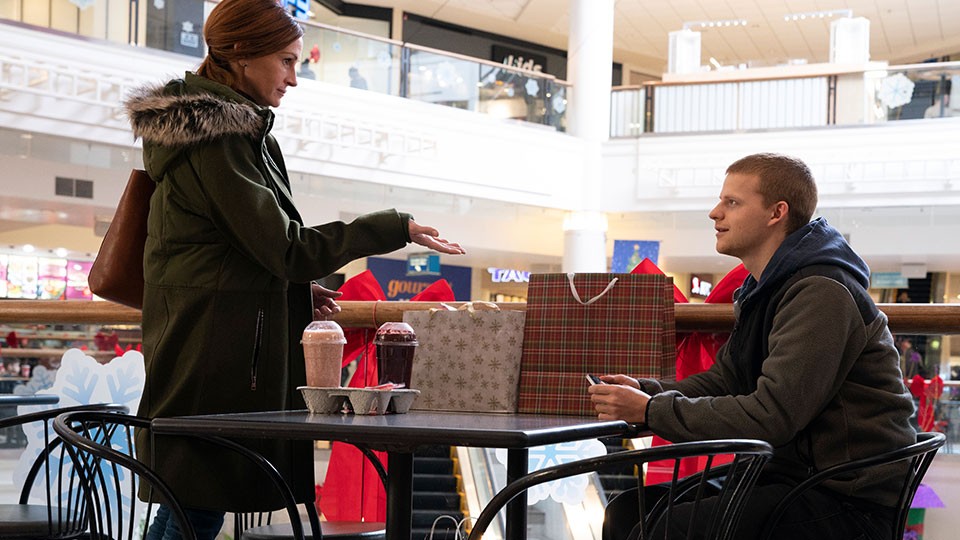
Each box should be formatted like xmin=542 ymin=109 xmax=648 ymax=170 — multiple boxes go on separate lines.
xmin=145 ymin=504 xmax=225 ymax=540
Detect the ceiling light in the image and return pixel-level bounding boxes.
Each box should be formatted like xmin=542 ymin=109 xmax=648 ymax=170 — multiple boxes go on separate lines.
xmin=22 ymin=244 xmax=35 ymax=253
xmin=683 ymin=18 xmax=748 ymax=30
xmin=55 ymin=247 xmax=68 ymax=257
xmin=785 ymin=9 xmax=852 ymax=22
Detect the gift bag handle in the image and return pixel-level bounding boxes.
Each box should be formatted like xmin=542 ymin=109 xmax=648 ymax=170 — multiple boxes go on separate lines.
xmin=567 ymin=273 xmax=619 ymax=305
xmin=430 ymin=301 xmax=500 ymax=318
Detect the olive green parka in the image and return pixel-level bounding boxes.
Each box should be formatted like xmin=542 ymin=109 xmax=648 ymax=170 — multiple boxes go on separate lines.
xmin=125 ymin=72 xmax=410 ymax=511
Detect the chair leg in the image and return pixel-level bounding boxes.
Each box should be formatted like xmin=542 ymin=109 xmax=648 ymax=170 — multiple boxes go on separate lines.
xmin=306 ymin=503 xmax=322 ymax=539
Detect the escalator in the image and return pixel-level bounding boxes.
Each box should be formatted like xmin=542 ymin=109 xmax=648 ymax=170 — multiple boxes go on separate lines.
xmin=413 ymin=445 xmax=465 ymax=539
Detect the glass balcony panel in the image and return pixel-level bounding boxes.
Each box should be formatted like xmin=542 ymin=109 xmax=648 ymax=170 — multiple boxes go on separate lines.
xmin=406 ymin=47 xmax=565 ymax=130
xmin=869 ymin=66 xmax=960 ymax=122
xmin=299 ymin=23 xmax=400 ymax=96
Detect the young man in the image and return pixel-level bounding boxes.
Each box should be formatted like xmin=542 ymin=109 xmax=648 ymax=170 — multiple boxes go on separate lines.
xmin=590 ymin=153 xmax=916 ymax=539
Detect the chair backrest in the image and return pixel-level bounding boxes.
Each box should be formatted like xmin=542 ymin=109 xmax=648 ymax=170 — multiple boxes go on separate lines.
xmin=52 ymin=410 xmax=197 ymax=540
xmin=55 ymin=410 xmax=315 ymax=540
xmin=466 ymin=439 xmax=774 ymax=540
xmin=0 ymin=403 xmax=126 ymax=540
xmin=758 ymin=431 xmax=946 ymax=540
xmin=232 ymin=444 xmax=389 ymax=540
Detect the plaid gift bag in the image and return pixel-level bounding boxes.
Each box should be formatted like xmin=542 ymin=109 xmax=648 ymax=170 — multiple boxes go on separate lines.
xmin=405 ymin=304 xmax=526 ymax=412
xmin=518 ymin=273 xmax=676 ymax=416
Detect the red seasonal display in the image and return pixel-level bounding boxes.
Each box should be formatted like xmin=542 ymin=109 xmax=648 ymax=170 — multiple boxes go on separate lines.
xmin=319 ymin=271 xmax=455 ymax=522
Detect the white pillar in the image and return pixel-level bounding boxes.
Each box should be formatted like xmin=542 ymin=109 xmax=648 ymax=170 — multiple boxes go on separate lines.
xmin=668 ymin=30 xmax=702 ymax=74
xmin=563 ymin=211 xmax=608 ymax=273
xmin=563 ymin=0 xmax=614 ymax=273
xmin=567 ymin=0 xmax=614 ymax=143
xmin=830 ymin=17 xmax=871 ymax=64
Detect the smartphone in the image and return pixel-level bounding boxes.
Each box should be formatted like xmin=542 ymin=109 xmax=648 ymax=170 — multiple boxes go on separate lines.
xmin=585 ymin=374 xmax=607 ymax=386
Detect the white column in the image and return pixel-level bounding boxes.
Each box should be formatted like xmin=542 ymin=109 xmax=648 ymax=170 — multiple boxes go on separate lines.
xmin=563 ymin=211 xmax=608 ymax=273
xmin=563 ymin=0 xmax=614 ymax=273
xmin=567 ymin=0 xmax=614 ymax=143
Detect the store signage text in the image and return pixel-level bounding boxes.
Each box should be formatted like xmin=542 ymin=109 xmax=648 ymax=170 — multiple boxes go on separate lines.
xmin=488 ymin=267 xmax=530 ymax=283
xmin=387 ymin=280 xmax=433 ymax=299
xmin=502 ymin=55 xmax=543 ymax=73
xmin=492 ymin=45 xmax=547 ymax=74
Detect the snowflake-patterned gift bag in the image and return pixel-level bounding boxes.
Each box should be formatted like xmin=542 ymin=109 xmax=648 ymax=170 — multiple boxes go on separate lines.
xmin=405 ymin=306 xmax=525 ymax=412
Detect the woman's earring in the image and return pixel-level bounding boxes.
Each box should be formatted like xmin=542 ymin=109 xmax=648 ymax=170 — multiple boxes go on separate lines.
xmin=242 ymin=63 xmax=248 ymax=68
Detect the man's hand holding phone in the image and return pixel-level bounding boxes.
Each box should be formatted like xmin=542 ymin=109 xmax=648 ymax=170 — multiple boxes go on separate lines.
xmin=587 ymin=373 xmax=650 ymax=423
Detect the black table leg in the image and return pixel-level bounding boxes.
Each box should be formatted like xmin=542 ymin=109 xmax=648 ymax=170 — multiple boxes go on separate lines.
xmin=387 ymin=451 xmax=414 ymax=540
xmin=506 ymin=448 xmax=529 ymax=540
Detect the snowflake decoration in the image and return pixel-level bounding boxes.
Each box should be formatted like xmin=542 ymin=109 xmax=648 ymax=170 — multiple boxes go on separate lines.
xmin=525 ymin=79 xmax=540 ymax=96
xmin=495 ymin=439 xmax=607 ymax=504
xmin=14 ymin=349 xmax=146 ymax=530
xmin=12 ymin=364 xmax=56 ymax=395
xmin=877 ymin=73 xmax=915 ymax=109
xmin=551 ymin=93 xmax=566 ymax=114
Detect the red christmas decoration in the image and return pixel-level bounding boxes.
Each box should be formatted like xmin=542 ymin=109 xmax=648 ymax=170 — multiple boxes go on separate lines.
xmin=319 ymin=272 xmax=455 ymax=522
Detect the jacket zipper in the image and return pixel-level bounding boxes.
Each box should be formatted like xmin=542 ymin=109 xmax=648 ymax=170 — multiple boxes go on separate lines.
xmin=250 ymin=308 xmax=264 ymax=390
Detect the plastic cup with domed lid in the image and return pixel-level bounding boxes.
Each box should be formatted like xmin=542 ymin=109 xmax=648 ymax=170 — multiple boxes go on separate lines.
xmin=373 ymin=322 xmax=418 ymax=387
xmin=301 ymin=320 xmax=346 ymax=388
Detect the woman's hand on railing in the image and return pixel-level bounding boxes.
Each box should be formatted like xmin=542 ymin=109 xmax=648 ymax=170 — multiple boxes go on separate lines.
xmin=312 ymin=282 xmax=343 ymax=319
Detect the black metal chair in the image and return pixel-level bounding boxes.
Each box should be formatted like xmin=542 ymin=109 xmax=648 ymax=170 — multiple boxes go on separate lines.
xmin=235 ymin=446 xmax=387 ymax=540
xmin=0 ymin=403 xmax=127 ymax=540
xmin=759 ymin=431 xmax=946 ymax=540
xmin=52 ymin=411 xmax=308 ymax=540
xmin=467 ymin=439 xmax=774 ymax=540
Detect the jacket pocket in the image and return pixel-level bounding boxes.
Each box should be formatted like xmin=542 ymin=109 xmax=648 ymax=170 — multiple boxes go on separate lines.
xmin=250 ymin=308 xmax=264 ymax=390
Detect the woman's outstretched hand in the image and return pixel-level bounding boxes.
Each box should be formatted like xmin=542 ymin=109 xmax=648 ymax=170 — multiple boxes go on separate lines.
xmin=409 ymin=220 xmax=465 ymax=255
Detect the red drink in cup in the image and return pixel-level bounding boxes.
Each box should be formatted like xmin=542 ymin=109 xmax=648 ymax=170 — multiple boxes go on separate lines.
xmin=374 ymin=322 xmax=418 ymax=388
xmin=301 ymin=321 xmax=346 ymax=388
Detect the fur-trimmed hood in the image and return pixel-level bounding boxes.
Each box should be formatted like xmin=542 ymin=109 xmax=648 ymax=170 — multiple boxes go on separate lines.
xmin=126 ymin=72 xmax=273 ymax=181
xmin=126 ymin=73 xmax=267 ymax=148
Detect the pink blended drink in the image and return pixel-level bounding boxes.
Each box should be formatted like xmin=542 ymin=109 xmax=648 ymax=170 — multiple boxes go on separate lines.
xmin=301 ymin=321 xmax=346 ymax=388
xmin=374 ymin=322 xmax=418 ymax=388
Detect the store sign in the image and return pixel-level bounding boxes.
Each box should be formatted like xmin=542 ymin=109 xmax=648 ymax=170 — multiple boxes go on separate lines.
xmin=487 ymin=267 xmax=530 ymax=283
xmin=285 ymin=0 xmax=310 ymax=20
xmin=690 ymin=274 xmax=713 ymax=298
xmin=610 ymin=240 xmax=660 ymax=273
xmin=871 ymin=272 xmax=908 ymax=289
xmin=492 ymin=45 xmax=546 ymax=73
xmin=66 ymin=261 xmax=93 ymax=300
xmin=146 ymin=0 xmax=204 ymax=57
xmin=367 ymin=257 xmax=471 ymax=301
xmin=407 ymin=253 xmax=440 ymax=276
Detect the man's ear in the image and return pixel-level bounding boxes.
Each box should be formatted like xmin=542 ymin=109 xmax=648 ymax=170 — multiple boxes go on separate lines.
xmin=769 ymin=201 xmax=789 ymax=227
